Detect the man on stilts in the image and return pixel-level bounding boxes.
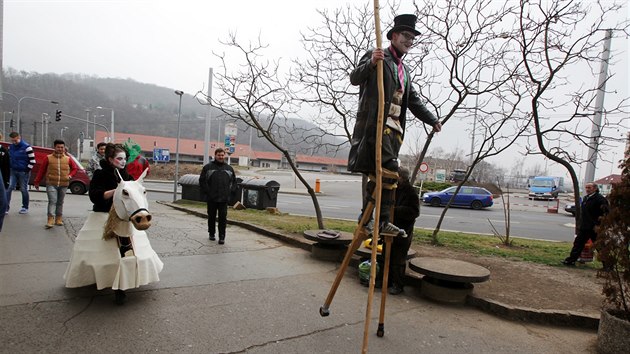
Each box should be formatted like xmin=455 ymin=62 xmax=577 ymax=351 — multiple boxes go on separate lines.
xmin=349 ymin=14 xmax=441 ymax=235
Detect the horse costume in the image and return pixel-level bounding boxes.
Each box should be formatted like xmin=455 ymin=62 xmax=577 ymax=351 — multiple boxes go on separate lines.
xmin=64 ymin=169 xmax=163 ymax=290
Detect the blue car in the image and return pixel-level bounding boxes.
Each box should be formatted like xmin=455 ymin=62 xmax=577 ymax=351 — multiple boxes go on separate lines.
xmin=423 ymin=186 xmax=493 ymax=210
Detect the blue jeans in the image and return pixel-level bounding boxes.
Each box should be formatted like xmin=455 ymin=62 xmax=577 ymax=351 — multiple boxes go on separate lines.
xmin=46 ymin=185 xmax=68 ymax=217
xmin=6 ymin=170 xmax=30 ymax=210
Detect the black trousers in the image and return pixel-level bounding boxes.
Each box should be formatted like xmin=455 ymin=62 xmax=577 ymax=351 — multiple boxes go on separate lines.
xmin=568 ymin=228 xmax=597 ymax=262
xmin=380 ymin=225 xmax=414 ymax=287
xmin=207 ymin=201 xmax=228 ymax=239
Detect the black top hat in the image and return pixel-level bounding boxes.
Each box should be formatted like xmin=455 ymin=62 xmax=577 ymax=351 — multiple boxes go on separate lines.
xmin=387 ymin=14 xmax=420 ymax=40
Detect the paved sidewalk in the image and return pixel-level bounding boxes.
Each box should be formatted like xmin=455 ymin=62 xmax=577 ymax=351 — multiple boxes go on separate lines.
xmin=0 ymin=193 xmax=598 ymax=353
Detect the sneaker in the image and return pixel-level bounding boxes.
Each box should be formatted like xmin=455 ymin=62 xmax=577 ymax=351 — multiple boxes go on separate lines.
xmin=19 ymin=208 xmax=28 ymax=214
xmin=4 ymin=210 xmax=8 ymax=215
xmin=561 ymin=259 xmax=576 ymax=266
xmin=363 ymin=219 xmax=374 ymax=235
xmin=380 ymin=222 xmax=406 ymax=238
xmin=209 ymin=235 xmax=216 ymax=241
xmin=218 ymin=239 xmax=225 ymax=245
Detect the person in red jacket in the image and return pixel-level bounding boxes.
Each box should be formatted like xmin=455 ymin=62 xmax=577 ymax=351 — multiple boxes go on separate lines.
xmin=34 ymin=140 xmax=78 ymax=228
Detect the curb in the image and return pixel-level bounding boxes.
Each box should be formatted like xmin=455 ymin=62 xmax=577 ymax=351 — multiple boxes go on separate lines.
xmin=158 ymin=201 xmax=600 ymax=330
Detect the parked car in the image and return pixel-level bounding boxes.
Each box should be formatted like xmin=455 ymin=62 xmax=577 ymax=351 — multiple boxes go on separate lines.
xmin=565 ymin=203 xmax=576 ymax=216
xmin=423 ymin=186 xmax=493 ymax=210
xmin=0 ymin=142 xmax=91 ymax=195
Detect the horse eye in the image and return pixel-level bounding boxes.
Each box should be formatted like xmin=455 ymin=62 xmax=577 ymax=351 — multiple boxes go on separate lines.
xmin=123 ymin=190 xmax=129 ymax=196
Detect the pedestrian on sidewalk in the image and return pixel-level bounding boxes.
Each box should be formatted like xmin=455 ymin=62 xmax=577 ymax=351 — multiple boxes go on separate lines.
xmin=6 ymin=132 xmax=35 ymax=214
xmin=33 ymin=140 xmax=78 ymax=229
xmin=563 ymin=182 xmax=609 ymax=266
xmin=199 ymin=148 xmax=236 ymax=244
xmin=86 ymin=142 xmax=106 ymax=178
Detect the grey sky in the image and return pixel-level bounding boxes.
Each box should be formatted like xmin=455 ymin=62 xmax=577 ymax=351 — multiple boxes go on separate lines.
xmin=4 ymin=0 xmax=629 ymax=181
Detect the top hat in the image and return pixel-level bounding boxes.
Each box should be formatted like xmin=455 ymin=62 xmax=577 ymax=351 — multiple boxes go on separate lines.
xmin=387 ymin=14 xmax=420 ymax=40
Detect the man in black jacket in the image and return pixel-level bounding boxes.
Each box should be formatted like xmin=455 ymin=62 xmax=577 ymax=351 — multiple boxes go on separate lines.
xmin=562 ymin=182 xmax=609 ymax=266
xmin=349 ymin=14 xmax=440 ymax=236
xmin=379 ymin=167 xmax=420 ymax=294
xmin=199 ymin=148 xmax=236 ymax=244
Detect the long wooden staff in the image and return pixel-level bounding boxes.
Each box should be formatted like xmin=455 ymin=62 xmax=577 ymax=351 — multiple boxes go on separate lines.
xmin=362 ymin=0 xmax=385 ymax=352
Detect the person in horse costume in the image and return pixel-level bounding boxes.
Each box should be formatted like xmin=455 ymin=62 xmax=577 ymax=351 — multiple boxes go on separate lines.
xmin=64 ymin=143 xmax=163 ymax=305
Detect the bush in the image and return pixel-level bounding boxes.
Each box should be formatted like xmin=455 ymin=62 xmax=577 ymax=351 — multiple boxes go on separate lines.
xmin=596 ymin=153 xmax=630 ymax=321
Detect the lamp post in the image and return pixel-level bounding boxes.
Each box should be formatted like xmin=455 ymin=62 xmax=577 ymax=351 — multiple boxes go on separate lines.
xmin=96 ymin=106 xmax=115 ymax=142
xmin=16 ymin=96 xmax=59 ymax=134
xmin=173 ymin=90 xmax=184 ymax=202
xmin=60 ymin=126 xmax=68 ymax=139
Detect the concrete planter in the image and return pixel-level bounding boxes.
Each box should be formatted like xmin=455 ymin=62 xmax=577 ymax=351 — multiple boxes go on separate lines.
xmin=597 ymin=309 xmax=630 ymax=354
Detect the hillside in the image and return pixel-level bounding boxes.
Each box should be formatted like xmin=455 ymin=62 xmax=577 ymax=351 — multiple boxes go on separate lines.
xmin=1 ymin=69 xmax=349 ymax=158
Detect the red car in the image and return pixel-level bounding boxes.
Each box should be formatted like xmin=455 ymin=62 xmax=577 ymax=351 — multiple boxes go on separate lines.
xmin=0 ymin=142 xmax=91 ymax=195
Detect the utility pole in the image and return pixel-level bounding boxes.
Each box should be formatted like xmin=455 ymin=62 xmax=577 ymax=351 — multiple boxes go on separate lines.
xmin=584 ymin=29 xmax=612 ymax=184
xmin=204 ymin=67 xmax=213 ymax=165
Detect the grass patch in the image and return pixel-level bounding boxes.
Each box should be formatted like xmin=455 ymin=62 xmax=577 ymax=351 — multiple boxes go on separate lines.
xmin=173 ymin=200 xmax=599 ymax=268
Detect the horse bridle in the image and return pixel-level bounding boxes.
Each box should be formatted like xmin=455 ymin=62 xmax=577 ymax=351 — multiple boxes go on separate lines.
xmin=129 ymin=208 xmax=150 ymax=221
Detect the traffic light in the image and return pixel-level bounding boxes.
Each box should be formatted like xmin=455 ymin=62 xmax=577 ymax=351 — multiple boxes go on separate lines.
xmin=9 ymin=119 xmax=14 ymax=128
xmin=55 ymin=110 xmax=62 ymax=121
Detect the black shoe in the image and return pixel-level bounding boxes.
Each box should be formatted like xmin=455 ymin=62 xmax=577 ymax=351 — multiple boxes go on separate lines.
xmin=388 ymin=284 xmax=404 ymax=295
xmin=218 ymin=239 xmax=225 ymax=245
xmin=114 ymin=290 xmax=126 ymax=305
xmin=561 ymin=259 xmax=576 ymax=266
xmin=209 ymin=235 xmax=216 ymax=241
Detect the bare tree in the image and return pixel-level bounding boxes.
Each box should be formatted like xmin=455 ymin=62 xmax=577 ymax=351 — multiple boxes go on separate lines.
xmin=197 ymin=34 xmax=326 ymax=229
xmin=516 ymin=0 xmax=630 ymax=231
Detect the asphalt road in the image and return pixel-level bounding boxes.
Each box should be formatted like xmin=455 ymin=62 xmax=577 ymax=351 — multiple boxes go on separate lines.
xmin=144 ymin=172 xmax=577 ymax=242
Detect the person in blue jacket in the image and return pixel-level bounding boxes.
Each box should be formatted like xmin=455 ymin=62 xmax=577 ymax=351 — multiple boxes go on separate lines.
xmin=6 ymin=132 xmax=36 ymax=214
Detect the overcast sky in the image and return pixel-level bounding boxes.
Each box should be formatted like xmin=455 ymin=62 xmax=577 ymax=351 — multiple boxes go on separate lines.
xmin=3 ymin=0 xmax=629 ymax=182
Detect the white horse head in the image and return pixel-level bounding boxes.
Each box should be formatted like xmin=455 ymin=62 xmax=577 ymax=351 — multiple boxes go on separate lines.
xmin=106 ymin=168 xmax=152 ymax=236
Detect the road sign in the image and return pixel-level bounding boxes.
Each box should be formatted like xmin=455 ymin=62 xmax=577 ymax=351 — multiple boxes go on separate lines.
xmin=153 ymin=148 xmax=170 ymax=162
xmin=224 ymin=122 xmax=238 ymax=154
xmin=435 ymin=169 xmax=446 ymax=182
xmin=419 ymin=162 xmax=429 ymax=173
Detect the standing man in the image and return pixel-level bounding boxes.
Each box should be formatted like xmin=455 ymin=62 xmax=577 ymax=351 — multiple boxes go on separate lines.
xmin=34 ymin=140 xmax=78 ymax=229
xmin=6 ymin=132 xmax=36 ymax=214
xmin=199 ymin=148 xmax=236 ymax=244
xmin=349 ymin=14 xmax=441 ymax=236
xmin=562 ymin=182 xmax=609 ymax=266
xmin=87 ymin=142 xmax=107 ymax=178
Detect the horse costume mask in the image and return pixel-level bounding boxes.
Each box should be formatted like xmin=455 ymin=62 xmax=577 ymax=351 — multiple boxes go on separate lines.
xmin=104 ymin=168 xmax=151 ymax=239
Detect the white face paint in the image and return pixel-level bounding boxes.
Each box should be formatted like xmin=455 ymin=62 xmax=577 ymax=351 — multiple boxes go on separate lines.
xmin=112 ymin=152 xmax=127 ymax=169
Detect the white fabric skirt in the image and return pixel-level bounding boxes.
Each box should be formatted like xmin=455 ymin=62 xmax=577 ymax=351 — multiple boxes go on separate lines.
xmin=64 ymin=212 xmax=164 ymax=290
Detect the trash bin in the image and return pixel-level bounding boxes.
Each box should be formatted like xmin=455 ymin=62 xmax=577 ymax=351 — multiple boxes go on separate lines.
xmin=229 ymin=177 xmax=251 ymax=206
xmin=241 ymin=179 xmax=280 ymax=210
xmin=178 ymin=174 xmax=205 ymax=202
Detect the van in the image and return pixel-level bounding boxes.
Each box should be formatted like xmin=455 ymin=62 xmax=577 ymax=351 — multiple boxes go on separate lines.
xmin=0 ymin=142 xmax=91 ymax=195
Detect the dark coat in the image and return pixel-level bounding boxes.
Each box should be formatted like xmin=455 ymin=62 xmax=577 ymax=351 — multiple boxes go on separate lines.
xmin=348 ymin=47 xmax=437 ymax=174
xmin=89 ymin=160 xmax=132 ymax=212
xmin=199 ymin=160 xmax=236 ymax=203
xmin=0 ymin=146 xmax=10 ymax=189
xmin=394 ymin=179 xmax=420 ymax=235
xmin=580 ymin=192 xmax=608 ymax=233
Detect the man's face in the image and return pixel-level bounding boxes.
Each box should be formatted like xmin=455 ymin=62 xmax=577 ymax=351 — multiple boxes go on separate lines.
xmin=10 ymin=136 xmax=21 ymax=145
xmin=391 ymin=31 xmax=416 ymax=55
xmin=54 ymin=144 xmax=65 ymax=155
xmin=97 ymin=145 xmax=106 ymax=156
xmin=214 ymin=151 xmax=225 ymax=163
xmin=585 ymin=184 xmax=596 ymax=194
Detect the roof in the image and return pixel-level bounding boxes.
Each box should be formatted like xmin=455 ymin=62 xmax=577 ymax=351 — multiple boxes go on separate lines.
xmin=593 ymin=174 xmax=622 ymax=185
xmin=96 ymin=131 xmax=347 ymax=166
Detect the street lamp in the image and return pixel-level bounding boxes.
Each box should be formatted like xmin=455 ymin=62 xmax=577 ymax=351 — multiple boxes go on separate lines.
xmin=96 ymin=106 xmax=115 ymax=142
xmin=60 ymin=126 xmax=69 ymax=139
xmin=173 ymin=90 xmax=184 ymax=202
xmin=16 ymin=96 xmax=59 ymax=134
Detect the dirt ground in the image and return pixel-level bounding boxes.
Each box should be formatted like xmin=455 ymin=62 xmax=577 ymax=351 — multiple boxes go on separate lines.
xmin=413 ymin=244 xmax=604 ymax=316
xmin=151 ymin=163 xmax=605 ymax=316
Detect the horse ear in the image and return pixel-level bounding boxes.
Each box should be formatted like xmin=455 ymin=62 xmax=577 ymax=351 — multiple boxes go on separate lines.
xmin=137 ymin=168 xmax=149 ymax=183
xmin=114 ymin=168 xmax=123 ymax=183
